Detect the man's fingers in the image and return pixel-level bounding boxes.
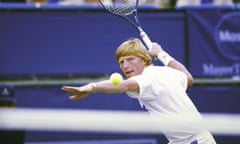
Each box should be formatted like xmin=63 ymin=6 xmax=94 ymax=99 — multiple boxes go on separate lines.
xmin=69 ymin=93 xmax=89 ymax=100
xmin=62 ymin=86 xmax=79 ymax=93
xmin=69 ymin=95 xmax=78 ymax=100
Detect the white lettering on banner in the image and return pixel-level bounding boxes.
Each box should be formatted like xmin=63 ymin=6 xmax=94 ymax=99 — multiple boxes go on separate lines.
xmin=202 ymin=63 xmax=240 ymax=76
xmin=219 ymin=30 xmax=240 ymax=42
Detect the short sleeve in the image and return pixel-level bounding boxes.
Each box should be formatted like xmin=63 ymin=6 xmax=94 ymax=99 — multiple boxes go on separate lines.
xmin=127 ymin=73 xmax=156 ymax=101
xmin=174 ymin=70 xmax=188 ymax=91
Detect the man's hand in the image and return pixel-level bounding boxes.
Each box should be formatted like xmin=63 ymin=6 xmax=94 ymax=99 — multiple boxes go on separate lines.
xmin=148 ymin=42 xmax=164 ymax=59
xmin=61 ymin=83 xmax=95 ymax=100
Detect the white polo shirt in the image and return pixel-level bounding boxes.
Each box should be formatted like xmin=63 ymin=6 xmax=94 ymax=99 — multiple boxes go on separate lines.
xmin=127 ymin=65 xmax=203 ymax=143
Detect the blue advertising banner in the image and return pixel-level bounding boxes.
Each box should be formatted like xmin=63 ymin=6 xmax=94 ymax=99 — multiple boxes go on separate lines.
xmin=188 ymin=9 xmax=240 ymax=78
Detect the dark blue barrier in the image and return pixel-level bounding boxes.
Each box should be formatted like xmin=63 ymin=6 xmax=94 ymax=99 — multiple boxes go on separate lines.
xmin=0 ymin=6 xmax=185 ymax=75
xmin=15 ymin=85 xmax=142 ymax=110
xmin=188 ymin=86 xmax=240 ymax=113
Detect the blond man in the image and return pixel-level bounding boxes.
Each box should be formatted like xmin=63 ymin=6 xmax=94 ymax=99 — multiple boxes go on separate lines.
xmin=62 ymin=38 xmax=216 ymax=144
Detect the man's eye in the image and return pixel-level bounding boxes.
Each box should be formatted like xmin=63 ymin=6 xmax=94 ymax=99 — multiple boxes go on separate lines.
xmin=128 ymin=58 xmax=134 ymax=62
xmin=119 ymin=61 xmax=124 ymax=65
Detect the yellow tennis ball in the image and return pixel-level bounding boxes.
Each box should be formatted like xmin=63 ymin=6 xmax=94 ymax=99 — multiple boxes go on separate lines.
xmin=110 ymin=72 xmax=123 ymax=85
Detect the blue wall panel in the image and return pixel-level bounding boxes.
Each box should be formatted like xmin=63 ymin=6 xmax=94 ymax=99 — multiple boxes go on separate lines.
xmin=15 ymin=85 xmax=142 ymax=111
xmin=188 ymin=86 xmax=240 ymax=113
xmin=0 ymin=10 xmax=185 ymax=75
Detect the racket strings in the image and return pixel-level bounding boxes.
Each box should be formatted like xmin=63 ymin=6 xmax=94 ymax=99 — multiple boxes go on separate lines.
xmin=101 ymin=0 xmax=136 ymax=16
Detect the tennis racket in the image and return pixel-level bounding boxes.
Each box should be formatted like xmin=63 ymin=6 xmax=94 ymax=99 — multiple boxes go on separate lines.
xmin=99 ymin=0 xmax=152 ymax=50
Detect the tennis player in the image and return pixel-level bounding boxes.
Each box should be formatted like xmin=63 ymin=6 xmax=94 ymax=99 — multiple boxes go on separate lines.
xmin=62 ymin=38 xmax=217 ymax=144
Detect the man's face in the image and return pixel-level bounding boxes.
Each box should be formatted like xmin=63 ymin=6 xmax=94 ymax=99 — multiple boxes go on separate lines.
xmin=118 ymin=55 xmax=146 ymax=78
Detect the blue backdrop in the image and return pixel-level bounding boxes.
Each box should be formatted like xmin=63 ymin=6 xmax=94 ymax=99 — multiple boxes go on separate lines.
xmin=0 ymin=10 xmax=185 ymax=75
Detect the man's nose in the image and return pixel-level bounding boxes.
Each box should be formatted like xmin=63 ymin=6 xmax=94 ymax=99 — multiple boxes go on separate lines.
xmin=122 ymin=60 xmax=129 ymax=68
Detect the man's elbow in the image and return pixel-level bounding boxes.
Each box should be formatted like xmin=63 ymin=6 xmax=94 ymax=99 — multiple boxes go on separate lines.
xmin=187 ymin=76 xmax=194 ymax=86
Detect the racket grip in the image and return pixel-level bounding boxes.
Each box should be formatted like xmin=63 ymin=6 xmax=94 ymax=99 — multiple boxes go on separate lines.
xmin=139 ymin=28 xmax=152 ymax=49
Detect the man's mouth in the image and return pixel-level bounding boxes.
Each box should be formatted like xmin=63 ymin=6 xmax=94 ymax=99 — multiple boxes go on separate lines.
xmin=125 ymin=71 xmax=134 ymax=76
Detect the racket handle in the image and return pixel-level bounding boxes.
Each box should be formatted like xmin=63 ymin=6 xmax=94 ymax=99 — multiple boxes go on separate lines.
xmin=139 ymin=27 xmax=152 ymax=50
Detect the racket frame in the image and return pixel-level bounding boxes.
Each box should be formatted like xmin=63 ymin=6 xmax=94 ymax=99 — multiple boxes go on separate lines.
xmin=99 ymin=0 xmax=152 ymax=49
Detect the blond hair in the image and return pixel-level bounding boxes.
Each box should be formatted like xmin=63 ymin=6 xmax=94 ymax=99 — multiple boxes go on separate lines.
xmin=115 ymin=38 xmax=152 ymax=66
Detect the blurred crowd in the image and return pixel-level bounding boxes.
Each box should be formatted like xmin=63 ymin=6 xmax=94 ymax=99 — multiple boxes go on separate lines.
xmin=0 ymin=0 xmax=239 ymax=8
